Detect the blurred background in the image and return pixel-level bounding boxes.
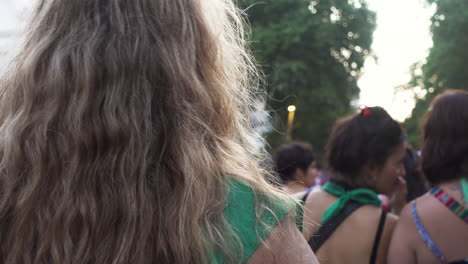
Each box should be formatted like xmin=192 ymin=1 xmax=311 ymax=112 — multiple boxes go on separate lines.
xmin=1 ymin=0 xmax=467 ymax=156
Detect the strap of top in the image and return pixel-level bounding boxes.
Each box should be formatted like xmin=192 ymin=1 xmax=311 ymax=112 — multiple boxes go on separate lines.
xmin=301 ymin=188 xmax=312 ymax=202
xmin=369 ymin=209 xmax=387 ymax=264
xmin=411 ymin=201 xmax=448 ymax=264
xmin=308 ymin=200 xmax=388 ymax=264
xmin=308 ymin=200 xmax=363 ymax=252
xmin=219 ymin=179 xmax=299 ymax=264
xmin=430 ymin=186 xmax=468 ymax=223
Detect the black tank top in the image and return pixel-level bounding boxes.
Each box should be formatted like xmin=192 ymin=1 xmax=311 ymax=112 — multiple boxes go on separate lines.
xmin=308 ymin=200 xmax=387 ymax=264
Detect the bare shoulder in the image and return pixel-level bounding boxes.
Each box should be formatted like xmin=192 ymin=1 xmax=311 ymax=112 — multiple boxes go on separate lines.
xmin=411 ymin=193 xmax=449 ymax=220
xmin=387 ymin=205 xmax=416 ymax=263
xmin=345 ymin=204 xmax=394 ymax=228
xmin=393 ymin=200 xmax=416 ymax=231
xmin=292 ymin=189 xmax=308 ymax=200
xmin=246 ymin=215 xmax=319 ymax=264
xmin=387 ymin=197 xmax=429 ymax=263
xmin=303 ymin=189 xmax=336 ymax=211
xmin=393 ymin=193 xmax=456 ymax=236
xmin=302 ymin=190 xmax=336 ymax=238
xmin=385 ymin=210 xmax=398 ymax=229
xmin=382 ymin=210 xmax=398 ymax=240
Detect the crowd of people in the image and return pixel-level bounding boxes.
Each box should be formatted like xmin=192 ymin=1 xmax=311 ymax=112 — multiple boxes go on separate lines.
xmin=274 ymin=96 xmax=468 ymax=263
xmin=0 ymin=0 xmax=466 ymax=263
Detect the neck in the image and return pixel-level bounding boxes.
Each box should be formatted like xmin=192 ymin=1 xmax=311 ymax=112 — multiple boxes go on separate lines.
xmin=330 ymin=175 xmax=376 ymax=191
xmin=438 ymin=177 xmax=466 ymax=189
xmin=286 ymin=181 xmax=308 ymax=194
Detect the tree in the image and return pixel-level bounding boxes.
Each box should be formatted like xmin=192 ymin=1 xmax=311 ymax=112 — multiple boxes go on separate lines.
xmin=404 ymin=0 xmax=468 ymax=147
xmin=238 ymin=0 xmax=376 ymax=155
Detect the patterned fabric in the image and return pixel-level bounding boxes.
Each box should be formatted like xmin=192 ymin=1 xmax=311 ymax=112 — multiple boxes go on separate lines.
xmin=412 ymin=201 xmax=468 ymax=264
xmin=430 ymin=186 xmax=468 ymax=223
xmin=411 ymin=201 xmax=448 ymax=263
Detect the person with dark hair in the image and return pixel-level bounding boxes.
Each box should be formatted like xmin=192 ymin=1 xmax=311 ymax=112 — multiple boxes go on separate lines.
xmin=303 ymin=106 xmax=407 ymax=264
xmin=402 ymin=146 xmax=429 ymax=202
xmin=274 ymin=142 xmax=318 ymax=200
xmin=388 ymin=90 xmax=468 ymax=264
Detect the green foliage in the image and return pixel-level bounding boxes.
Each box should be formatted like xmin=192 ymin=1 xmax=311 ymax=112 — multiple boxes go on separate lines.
xmin=238 ymin=0 xmax=376 ymax=155
xmin=404 ymin=0 xmax=468 ymax=147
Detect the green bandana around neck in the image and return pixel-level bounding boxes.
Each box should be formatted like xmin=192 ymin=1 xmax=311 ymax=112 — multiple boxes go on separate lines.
xmin=320 ymin=182 xmax=381 ymax=224
xmin=461 ymin=177 xmax=468 ymax=201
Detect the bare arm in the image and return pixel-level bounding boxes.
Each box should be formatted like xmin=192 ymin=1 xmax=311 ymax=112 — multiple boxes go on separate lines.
xmin=387 ymin=204 xmax=416 ymax=264
xmin=246 ymin=216 xmax=319 ymax=264
xmin=389 ymin=176 xmax=408 ymax=215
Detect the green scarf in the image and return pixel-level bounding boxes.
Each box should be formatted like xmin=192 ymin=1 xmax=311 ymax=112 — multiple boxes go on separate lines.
xmin=320 ymin=182 xmax=381 ymax=224
xmin=461 ymin=177 xmax=468 ymax=200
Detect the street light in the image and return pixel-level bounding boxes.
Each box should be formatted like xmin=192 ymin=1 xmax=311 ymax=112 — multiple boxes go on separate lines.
xmin=286 ymin=105 xmax=296 ymax=141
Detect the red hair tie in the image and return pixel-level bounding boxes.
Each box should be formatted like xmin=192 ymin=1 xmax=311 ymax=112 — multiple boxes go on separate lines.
xmin=359 ymin=105 xmax=372 ymax=118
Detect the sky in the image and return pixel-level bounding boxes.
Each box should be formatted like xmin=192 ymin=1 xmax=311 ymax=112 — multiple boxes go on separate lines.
xmin=358 ymin=0 xmax=435 ymax=121
xmin=0 ymin=0 xmax=30 ymax=33
xmin=0 ymin=0 xmax=435 ymax=121
xmin=0 ymin=0 xmax=29 ymax=70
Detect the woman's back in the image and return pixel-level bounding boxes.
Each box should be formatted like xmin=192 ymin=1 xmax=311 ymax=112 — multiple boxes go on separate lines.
xmin=388 ymin=181 xmax=468 ymax=263
xmin=302 ymin=106 xmax=406 ymax=264
xmin=304 ymin=190 xmax=397 ymax=264
xmin=388 ymin=90 xmax=468 ymax=264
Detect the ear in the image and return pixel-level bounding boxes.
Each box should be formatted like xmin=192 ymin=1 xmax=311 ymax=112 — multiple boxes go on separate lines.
xmin=294 ymin=168 xmax=305 ymax=181
xmin=363 ymin=162 xmax=380 ymax=184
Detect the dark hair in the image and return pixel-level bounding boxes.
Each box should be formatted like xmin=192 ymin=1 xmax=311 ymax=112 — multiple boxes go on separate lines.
xmin=274 ymin=142 xmax=315 ymax=183
xmin=403 ymin=147 xmax=428 ymax=201
xmin=325 ymin=106 xmax=404 ymax=187
xmin=421 ymin=90 xmax=468 ymax=184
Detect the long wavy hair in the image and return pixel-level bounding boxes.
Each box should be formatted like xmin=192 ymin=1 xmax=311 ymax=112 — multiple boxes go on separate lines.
xmin=0 ymin=0 xmax=288 ymax=263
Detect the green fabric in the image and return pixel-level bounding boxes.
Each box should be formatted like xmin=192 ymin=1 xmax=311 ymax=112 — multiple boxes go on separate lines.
xmin=296 ymin=199 xmax=305 ymax=233
xmin=212 ymin=180 xmax=300 ymax=264
xmin=321 ymin=182 xmax=381 ymax=224
xmin=461 ymin=177 xmax=468 ymax=202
